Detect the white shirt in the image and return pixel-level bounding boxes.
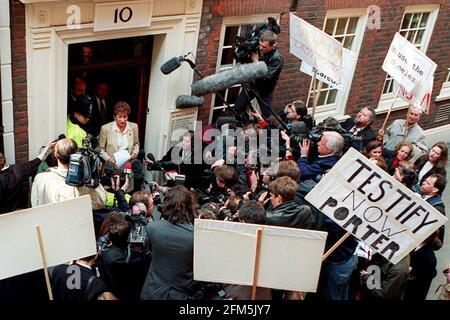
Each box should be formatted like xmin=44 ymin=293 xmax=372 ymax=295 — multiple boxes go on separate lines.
xmin=418 ymin=161 xmax=434 ymax=182
xmin=112 ymin=121 xmax=130 ymax=152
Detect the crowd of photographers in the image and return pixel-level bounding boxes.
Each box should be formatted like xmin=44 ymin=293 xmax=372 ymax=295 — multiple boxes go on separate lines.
xmin=1 ymin=94 xmax=448 ymax=301
xmin=0 ymin=16 xmax=448 ymax=301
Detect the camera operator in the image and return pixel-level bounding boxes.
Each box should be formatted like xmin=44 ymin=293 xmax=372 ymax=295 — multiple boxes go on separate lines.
xmin=297 ymin=131 xmax=344 ymax=182
xmin=96 ymin=212 xmax=150 ymax=300
xmin=31 ymin=138 xmax=107 ymax=210
xmin=233 ymin=30 xmax=284 ymax=119
xmin=341 ymin=107 xmax=376 ymax=152
xmin=0 ymin=140 xmax=54 ymax=214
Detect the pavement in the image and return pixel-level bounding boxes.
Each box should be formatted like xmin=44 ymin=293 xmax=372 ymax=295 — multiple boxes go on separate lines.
xmin=426 ymin=144 xmax=450 ymax=300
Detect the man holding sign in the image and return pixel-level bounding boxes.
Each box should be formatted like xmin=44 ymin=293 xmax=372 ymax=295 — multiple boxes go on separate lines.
xmin=380 ymin=106 xmax=428 ymax=162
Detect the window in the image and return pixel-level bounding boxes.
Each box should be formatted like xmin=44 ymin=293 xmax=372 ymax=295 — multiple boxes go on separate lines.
xmin=436 ymin=68 xmax=450 ymax=102
xmin=210 ymin=15 xmax=280 ymax=123
xmin=377 ymin=5 xmax=439 ymax=112
xmin=306 ymin=9 xmax=367 ymax=121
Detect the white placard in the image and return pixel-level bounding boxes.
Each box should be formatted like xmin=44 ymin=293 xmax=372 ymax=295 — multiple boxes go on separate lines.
xmin=394 ymin=76 xmax=434 ymax=114
xmin=94 ymin=0 xmax=153 ymax=32
xmin=300 ymin=48 xmax=355 ymax=90
xmin=382 ymin=32 xmax=437 ymax=92
xmin=194 ymin=219 xmax=327 ymax=292
xmin=289 ymin=13 xmax=343 ymax=83
xmin=305 ymin=148 xmax=447 ymax=264
xmin=0 ymin=196 xmax=97 ymax=280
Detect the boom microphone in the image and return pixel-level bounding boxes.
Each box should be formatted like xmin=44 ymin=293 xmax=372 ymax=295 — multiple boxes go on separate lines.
xmin=191 ymin=62 xmax=268 ymax=96
xmin=160 ymin=56 xmax=183 ymax=75
xmin=175 ymin=95 xmax=205 ymax=108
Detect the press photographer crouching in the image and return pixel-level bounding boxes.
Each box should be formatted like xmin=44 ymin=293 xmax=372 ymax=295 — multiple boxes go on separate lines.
xmin=95 ymin=192 xmax=154 ymax=300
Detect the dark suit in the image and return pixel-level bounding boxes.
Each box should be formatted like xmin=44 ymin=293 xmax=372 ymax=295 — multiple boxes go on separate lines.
xmin=342 ymin=118 xmax=376 ymax=152
xmin=87 ymin=96 xmax=113 ymax=137
xmin=140 ymin=220 xmax=199 ymax=300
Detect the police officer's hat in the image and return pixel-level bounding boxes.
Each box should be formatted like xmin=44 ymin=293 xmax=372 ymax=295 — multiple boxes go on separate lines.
xmin=74 ymin=94 xmax=93 ymax=118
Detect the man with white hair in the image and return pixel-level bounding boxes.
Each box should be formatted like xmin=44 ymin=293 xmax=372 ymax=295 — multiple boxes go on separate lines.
xmin=297 ymin=131 xmax=344 ymax=182
xmin=380 ymin=106 xmax=428 ymax=162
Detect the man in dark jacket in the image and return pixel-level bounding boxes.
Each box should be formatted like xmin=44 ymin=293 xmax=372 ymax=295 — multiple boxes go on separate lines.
xmin=297 ymin=131 xmax=344 ymax=182
xmin=233 ymin=30 xmax=283 ymax=118
xmin=264 ymin=176 xmax=315 ymax=229
xmin=341 ymin=107 xmax=376 ymax=152
xmin=360 ymin=253 xmax=410 ymax=300
xmin=0 ymin=141 xmax=54 ymax=214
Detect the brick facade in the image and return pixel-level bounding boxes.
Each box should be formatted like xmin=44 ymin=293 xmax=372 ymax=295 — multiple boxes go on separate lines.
xmin=10 ymin=0 xmax=28 ymax=164
xmin=195 ymin=0 xmax=450 ymax=131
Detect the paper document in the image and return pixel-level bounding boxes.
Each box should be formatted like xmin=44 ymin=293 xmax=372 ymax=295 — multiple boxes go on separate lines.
xmin=114 ymin=150 xmax=131 ymax=167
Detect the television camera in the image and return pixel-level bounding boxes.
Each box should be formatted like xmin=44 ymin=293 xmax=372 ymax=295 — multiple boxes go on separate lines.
xmin=233 ymin=17 xmax=280 ymax=63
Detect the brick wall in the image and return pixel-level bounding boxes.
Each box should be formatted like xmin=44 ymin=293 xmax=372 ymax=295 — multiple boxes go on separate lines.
xmin=10 ymin=0 xmax=28 ymax=163
xmin=195 ymin=0 xmax=450 ymax=132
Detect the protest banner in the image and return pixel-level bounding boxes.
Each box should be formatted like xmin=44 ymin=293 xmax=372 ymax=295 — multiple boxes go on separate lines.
xmin=300 ymin=48 xmax=355 ymax=90
xmin=394 ymin=76 xmax=434 ymax=114
xmin=382 ymin=32 xmax=437 ymax=93
xmin=0 ymin=196 xmax=97 ymax=280
xmin=305 ymin=148 xmax=447 ymax=264
xmin=289 ymin=13 xmax=343 ymax=83
xmin=193 ymin=219 xmax=327 ymax=293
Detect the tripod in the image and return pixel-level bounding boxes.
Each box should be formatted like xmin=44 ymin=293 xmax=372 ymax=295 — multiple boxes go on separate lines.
xmin=238 ymin=82 xmax=290 ymax=133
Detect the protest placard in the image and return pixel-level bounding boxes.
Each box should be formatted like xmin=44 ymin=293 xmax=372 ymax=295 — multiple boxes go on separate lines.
xmin=394 ymin=76 xmax=433 ymax=114
xmin=0 ymin=196 xmax=97 ymax=280
xmin=289 ymin=13 xmax=343 ymax=84
xmin=194 ymin=219 xmax=327 ymax=292
xmin=382 ymin=32 xmax=437 ymax=93
xmin=305 ymin=148 xmax=447 ymax=264
xmin=300 ymin=48 xmax=355 ymax=90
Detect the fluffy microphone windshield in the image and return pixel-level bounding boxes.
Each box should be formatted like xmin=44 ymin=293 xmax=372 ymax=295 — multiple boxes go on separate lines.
xmin=191 ymin=61 xmax=268 ymax=96
xmin=175 ymin=95 xmax=205 ymax=108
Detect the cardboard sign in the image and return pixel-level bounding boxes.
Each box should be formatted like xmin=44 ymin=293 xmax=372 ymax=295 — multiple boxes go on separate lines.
xmin=0 ymin=196 xmax=97 ymax=280
xmin=194 ymin=219 xmax=327 ymax=292
xmin=394 ymin=76 xmax=434 ymax=114
xmin=300 ymin=48 xmax=355 ymax=90
xmin=305 ymin=148 xmax=447 ymax=264
xmin=382 ymin=33 xmax=437 ymax=92
xmin=289 ymin=13 xmax=343 ymax=83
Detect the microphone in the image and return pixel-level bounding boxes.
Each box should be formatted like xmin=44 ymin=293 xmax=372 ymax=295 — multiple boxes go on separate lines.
xmin=160 ymin=56 xmax=183 ymax=75
xmin=175 ymin=95 xmax=205 ymax=108
xmin=191 ymin=61 xmax=268 ymax=96
xmin=124 ymin=162 xmax=132 ymax=177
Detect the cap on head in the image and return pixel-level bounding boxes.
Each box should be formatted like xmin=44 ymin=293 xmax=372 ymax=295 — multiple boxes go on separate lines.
xmin=74 ymin=94 xmax=93 ymax=118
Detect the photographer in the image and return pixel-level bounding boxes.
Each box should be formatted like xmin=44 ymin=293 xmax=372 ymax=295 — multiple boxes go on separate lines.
xmin=297 ymin=131 xmax=344 ymax=182
xmin=96 ymin=213 xmax=150 ymax=300
xmin=233 ymin=30 xmax=283 ymax=118
xmin=31 ymin=138 xmax=107 ymax=210
xmin=0 ymin=140 xmax=54 ymax=214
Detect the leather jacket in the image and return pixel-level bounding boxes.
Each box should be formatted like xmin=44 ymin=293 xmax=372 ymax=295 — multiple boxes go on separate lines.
xmin=254 ymin=48 xmax=283 ymax=95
